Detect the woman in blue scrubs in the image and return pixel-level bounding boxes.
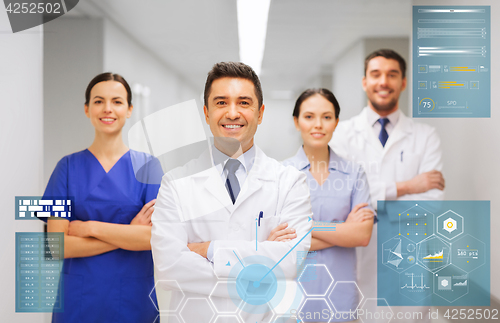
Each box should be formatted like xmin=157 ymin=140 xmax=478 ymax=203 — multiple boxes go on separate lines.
xmin=43 ymin=73 xmax=163 ymax=322
xmin=281 ymin=89 xmax=375 ymax=322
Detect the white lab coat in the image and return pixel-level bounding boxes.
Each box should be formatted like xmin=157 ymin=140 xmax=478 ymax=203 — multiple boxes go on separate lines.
xmin=151 ymin=145 xmax=312 ymax=322
xmin=330 ymin=107 xmax=443 ymax=323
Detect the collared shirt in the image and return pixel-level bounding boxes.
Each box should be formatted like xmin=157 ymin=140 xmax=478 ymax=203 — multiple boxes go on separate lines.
xmin=366 ymin=107 xmax=400 ymax=199
xmin=283 ymin=146 xmax=374 ymax=322
xmin=212 ymin=144 xmax=256 ymax=188
xmin=207 ymin=144 xmax=256 ymax=262
xmin=366 ymin=107 xmax=400 ymax=138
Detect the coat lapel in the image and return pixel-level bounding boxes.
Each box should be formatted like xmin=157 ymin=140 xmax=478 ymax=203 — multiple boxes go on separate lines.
xmin=354 ymin=109 xmax=384 ymax=154
xmin=186 ymin=149 xmax=233 ymax=214
xmin=232 ymin=147 xmax=274 ymax=213
xmin=383 ymin=112 xmax=413 ymax=154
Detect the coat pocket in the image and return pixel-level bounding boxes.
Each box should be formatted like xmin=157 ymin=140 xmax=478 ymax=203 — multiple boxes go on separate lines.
xmin=396 ymin=152 xmax=422 ymax=181
xmin=251 ymin=216 xmax=280 ymax=242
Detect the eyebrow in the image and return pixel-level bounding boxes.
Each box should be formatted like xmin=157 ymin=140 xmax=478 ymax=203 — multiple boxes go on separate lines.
xmin=212 ymin=96 xmax=254 ymax=102
xmin=238 ymin=96 xmax=254 ymax=102
xmin=369 ymin=69 xmax=401 ymax=74
xmin=302 ymin=111 xmax=334 ymax=115
xmin=212 ymin=96 xmax=228 ymax=101
xmin=92 ymin=96 xmax=124 ymax=100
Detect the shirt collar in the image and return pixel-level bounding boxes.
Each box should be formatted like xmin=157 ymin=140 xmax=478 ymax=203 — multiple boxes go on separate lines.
xmin=212 ymin=144 xmax=256 ymax=175
xmin=291 ymin=146 xmax=351 ymax=174
xmin=366 ymin=106 xmax=400 ymax=128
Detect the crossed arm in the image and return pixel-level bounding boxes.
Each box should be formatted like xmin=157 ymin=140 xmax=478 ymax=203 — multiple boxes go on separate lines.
xmin=266 ymin=202 xmax=374 ymax=251
xmin=189 ymin=203 xmax=374 ymax=257
xmin=47 ymin=200 xmax=156 ymax=258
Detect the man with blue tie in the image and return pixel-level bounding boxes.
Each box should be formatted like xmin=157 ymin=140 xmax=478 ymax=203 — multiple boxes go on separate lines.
xmin=330 ymin=49 xmax=445 ymax=323
xmin=151 ymin=62 xmax=312 ymax=322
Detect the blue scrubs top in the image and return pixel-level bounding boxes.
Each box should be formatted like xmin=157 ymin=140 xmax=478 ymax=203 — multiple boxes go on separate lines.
xmin=283 ymin=146 xmax=374 ymax=322
xmin=42 ymin=149 xmax=162 ymax=323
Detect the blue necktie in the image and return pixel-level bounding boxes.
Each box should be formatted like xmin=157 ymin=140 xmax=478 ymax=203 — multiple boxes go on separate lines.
xmin=378 ymin=118 xmax=389 ymax=147
xmin=224 ymin=159 xmax=241 ymax=204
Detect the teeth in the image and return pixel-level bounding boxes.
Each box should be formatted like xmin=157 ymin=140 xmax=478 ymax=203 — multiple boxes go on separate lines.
xmin=101 ymin=118 xmax=115 ymax=121
xmin=223 ymin=125 xmax=242 ymax=129
xmin=378 ymin=91 xmax=389 ymax=95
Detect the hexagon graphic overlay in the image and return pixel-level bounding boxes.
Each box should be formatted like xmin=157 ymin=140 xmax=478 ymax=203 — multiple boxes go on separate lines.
xmin=298 ymin=264 xmax=334 ymax=297
xmin=451 ymin=234 xmax=486 ymax=273
xmin=436 ymin=210 xmax=464 ymax=240
xmin=416 ymin=235 xmax=451 ymax=272
xmin=433 ymin=265 xmax=469 ymax=303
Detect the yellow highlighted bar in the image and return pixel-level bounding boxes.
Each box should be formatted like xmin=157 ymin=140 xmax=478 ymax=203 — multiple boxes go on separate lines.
xmin=438 ymin=81 xmax=465 ymax=89
xmin=450 ymin=66 xmax=477 ymax=72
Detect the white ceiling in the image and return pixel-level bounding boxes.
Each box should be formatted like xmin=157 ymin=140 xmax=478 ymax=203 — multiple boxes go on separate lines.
xmin=70 ymin=0 xmax=411 ymax=96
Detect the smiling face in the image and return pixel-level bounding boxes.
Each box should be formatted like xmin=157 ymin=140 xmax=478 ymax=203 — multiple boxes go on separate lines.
xmin=84 ymin=81 xmax=132 ymax=135
xmin=294 ymin=94 xmax=339 ymax=150
xmin=204 ymin=77 xmax=264 ymax=155
xmin=363 ymin=56 xmax=407 ymax=116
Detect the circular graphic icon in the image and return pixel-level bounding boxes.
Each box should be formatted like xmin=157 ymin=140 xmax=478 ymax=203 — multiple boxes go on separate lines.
xmin=407 ymin=243 xmax=415 ymax=252
xmin=236 ymin=264 xmax=278 ymax=306
xmin=443 ymin=218 xmax=457 ymax=233
xmin=407 ymin=256 xmax=415 ymax=264
xmin=419 ymin=97 xmax=435 ymax=112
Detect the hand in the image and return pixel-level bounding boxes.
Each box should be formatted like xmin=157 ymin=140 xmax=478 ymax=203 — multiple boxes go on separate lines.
xmin=131 ymin=199 xmax=156 ymax=226
xmin=345 ymin=203 xmax=374 ymax=223
xmin=399 ymin=170 xmax=445 ymax=196
xmin=68 ymin=220 xmax=92 ymax=238
xmin=267 ymin=223 xmax=297 ymax=242
xmin=187 ymin=241 xmax=211 ymax=259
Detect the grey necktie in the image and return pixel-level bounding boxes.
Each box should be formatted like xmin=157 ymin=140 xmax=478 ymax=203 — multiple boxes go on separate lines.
xmin=224 ymin=159 xmax=241 ymax=204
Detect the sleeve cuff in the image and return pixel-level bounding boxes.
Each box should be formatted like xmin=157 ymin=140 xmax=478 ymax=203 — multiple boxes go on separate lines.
xmin=207 ymin=241 xmax=214 ymax=263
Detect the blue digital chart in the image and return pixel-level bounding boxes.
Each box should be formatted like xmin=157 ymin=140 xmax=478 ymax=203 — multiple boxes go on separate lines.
xmin=377 ymin=201 xmax=489 ymax=306
xmin=16 ymin=232 xmax=64 ymax=312
xmin=413 ymin=6 xmax=490 ymax=118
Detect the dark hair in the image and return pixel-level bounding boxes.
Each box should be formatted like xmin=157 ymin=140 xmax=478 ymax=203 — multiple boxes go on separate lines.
xmin=364 ymin=49 xmax=406 ymax=78
xmin=204 ymin=62 xmax=263 ymax=109
xmin=293 ymin=88 xmax=340 ymax=120
xmin=85 ymin=72 xmax=132 ymax=106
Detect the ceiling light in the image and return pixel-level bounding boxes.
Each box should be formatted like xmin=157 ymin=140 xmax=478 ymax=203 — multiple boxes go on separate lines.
xmin=237 ymin=0 xmax=271 ymax=75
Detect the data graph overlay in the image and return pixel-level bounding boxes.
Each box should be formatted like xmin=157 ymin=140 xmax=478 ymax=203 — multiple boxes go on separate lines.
xmin=377 ymin=201 xmax=489 ymax=306
xmin=16 ymin=232 xmax=64 ymax=312
xmin=413 ymin=6 xmax=490 ymax=117
xmin=451 ymin=234 xmax=485 ymax=273
xmin=417 ymin=235 xmax=451 ymax=273
xmin=15 ymin=196 xmax=74 ymax=220
xmin=399 ymin=266 xmax=433 ymax=303
xmin=382 ymin=236 xmax=417 ymax=273
xmin=398 ymin=204 xmax=434 ymax=242
xmin=433 ymin=265 xmax=469 ymax=303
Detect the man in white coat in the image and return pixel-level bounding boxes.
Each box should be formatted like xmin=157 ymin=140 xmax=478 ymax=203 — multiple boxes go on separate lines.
xmin=330 ymin=49 xmax=445 ymax=323
xmin=151 ymin=62 xmax=312 ymax=322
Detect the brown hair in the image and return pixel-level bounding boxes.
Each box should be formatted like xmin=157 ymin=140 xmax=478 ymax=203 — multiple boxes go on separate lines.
xmin=293 ymin=88 xmax=340 ymax=120
xmin=204 ymin=62 xmax=263 ymax=109
xmin=364 ymin=49 xmax=406 ymax=78
xmin=85 ymin=72 xmax=132 ymax=106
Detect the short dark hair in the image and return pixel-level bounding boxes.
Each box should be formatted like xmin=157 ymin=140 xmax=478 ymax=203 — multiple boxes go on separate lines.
xmin=204 ymin=62 xmax=263 ymax=109
xmin=293 ymin=88 xmax=340 ymax=120
xmin=364 ymin=49 xmax=406 ymax=78
xmin=85 ymin=72 xmax=132 ymax=106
